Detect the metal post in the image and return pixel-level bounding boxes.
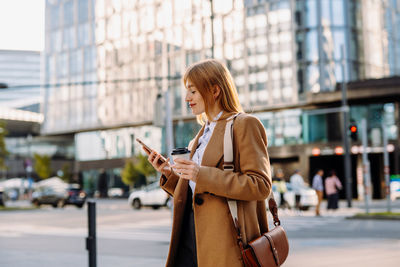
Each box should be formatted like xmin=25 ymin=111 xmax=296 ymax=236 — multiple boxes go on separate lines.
xmin=341 ymin=45 xmax=352 ymax=207
xmin=86 ymin=201 xmax=97 ymax=267
xmin=382 ymin=122 xmax=391 ymax=212
xmin=165 ymin=89 xmax=174 ymax=163
xmin=361 ymin=119 xmax=371 ymax=214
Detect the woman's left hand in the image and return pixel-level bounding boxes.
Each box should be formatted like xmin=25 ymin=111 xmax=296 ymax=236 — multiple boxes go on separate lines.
xmin=172 ymin=158 xmax=200 ymax=182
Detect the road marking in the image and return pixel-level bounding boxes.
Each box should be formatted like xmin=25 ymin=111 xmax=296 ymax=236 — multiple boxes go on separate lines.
xmin=0 ymin=218 xmax=172 ymax=242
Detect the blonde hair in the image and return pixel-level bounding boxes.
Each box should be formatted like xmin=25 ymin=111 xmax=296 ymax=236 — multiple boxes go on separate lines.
xmin=183 ymin=59 xmax=243 ymax=124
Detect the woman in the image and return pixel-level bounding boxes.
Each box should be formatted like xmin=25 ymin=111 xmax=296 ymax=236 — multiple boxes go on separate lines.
xmin=147 ymin=59 xmax=271 ymax=267
xmin=325 ymin=170 xmax=342 ymax=210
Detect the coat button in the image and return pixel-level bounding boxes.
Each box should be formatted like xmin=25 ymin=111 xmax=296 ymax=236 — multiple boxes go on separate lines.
xmin=194 ymin=196 xmax=204 ymax=205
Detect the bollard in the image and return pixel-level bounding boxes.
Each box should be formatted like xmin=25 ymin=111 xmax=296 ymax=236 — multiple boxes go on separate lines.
xmin=86 ymin=201 xmax=97 ymax=267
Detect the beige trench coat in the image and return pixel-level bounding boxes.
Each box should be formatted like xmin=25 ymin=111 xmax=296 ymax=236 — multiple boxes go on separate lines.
xmin=160 ymin=112 xmax=272 ymax=267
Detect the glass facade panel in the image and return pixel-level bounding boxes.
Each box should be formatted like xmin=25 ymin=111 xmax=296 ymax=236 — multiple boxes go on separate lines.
xmin=296 ymin=0 xmax=317 ymax=28
xmin=78 ymin=0 xmax=89 ymax=23
xmin=48 ymin=3 xmax=60 ymax=30
xmin=332 ymin=0 xmax=345 ymax=26
xmin=308 ymin=114 xmax=327 ymax=143
xmin=63 ymin=0 xmax=74 ymax=27
xmin=42 ymin=0 xmax=400 ymax=160
xmin=174 ymin=121 xmax=201 ymax=149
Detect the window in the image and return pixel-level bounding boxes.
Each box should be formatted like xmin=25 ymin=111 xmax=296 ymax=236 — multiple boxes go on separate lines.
xmin=78 ymin=0 xmax=89 ymax=23
xmin=63 ymin=1 xmax=74 ymax=27
xmin=78 ymin=23 xmax=90 ymax=46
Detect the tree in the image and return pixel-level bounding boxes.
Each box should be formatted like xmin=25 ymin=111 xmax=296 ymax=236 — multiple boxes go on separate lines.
xmin=121 ymin=154 xmax=157 ymax=189
xmin=34 ymin=153 xmax=52 ymax=179
xmin=0 ymin=121 xmax=9 ymax=171
xmin=135 ymin=153 xmax=157 ymax=178
xmin=60 ymin=163 xmax=72 ymax=183
xmin=121 ymin=160 xmax=140 ymax=189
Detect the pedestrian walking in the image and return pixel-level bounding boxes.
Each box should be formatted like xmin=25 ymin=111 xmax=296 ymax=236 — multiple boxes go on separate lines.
xmin=312 ymin=169 xmax=324 ymax=216
xmin=97 ymin=168 xmax=108 ymax=198
xmin=273 ymin=169 xmax=288 ymax=208
xmin=290 ymin=169 xmax=305 ymax=211
xmin=147 ymin=59 xmax=272 ymax=267
xmin=325 ymin=170 xmax=342 ymax=211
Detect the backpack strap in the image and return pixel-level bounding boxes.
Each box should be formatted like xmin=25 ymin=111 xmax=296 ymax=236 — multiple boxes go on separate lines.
xmin=223 ymin=113 xmax=241 ymax=171
xmin=224 ymin=113 xmax=281 ymax=236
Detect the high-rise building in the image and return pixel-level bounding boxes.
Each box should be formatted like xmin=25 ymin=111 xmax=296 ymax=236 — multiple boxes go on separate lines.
xmin=0 ymin=50 xmax=41 ymax=112
xmin=0 ymin=49 xmax=74 ymax=178
xmin=43 ymin=0 xmax=400 ymax=198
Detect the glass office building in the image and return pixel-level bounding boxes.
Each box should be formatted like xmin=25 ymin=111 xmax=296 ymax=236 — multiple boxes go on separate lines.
xmin=43 ymin=0 xmax=400 ymax=193
xmin=0 ymin=50 xmax=41 ymax=112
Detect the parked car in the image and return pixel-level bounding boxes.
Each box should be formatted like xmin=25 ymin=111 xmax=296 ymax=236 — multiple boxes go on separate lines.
xmin=32 ymin=178 xmax=86 ymax=208
xmin=128 ymin=182 xmax=171 ymax=210
xmin=270 ymin=182 xmax=318 ymax=210
xmin=108 ymin=187 xmax=124 ymax=198
xmin=63 ymin=184 xmax=87 ymax=208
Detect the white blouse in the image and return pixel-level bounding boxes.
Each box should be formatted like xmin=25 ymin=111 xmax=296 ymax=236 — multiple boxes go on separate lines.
xmin=189 ymin=111 xmax=223 ymax=195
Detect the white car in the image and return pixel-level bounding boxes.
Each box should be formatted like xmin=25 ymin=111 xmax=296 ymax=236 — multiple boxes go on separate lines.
xmin=108 ymin=187 xmax=124 ymax=198
xmin=128 ymin=181 xmax=171 ymax=210
xmin=270 ymin=183 xmax=318 ymax=210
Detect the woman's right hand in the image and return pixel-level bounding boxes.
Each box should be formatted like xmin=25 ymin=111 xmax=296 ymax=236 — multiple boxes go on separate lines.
xmin=148 ymin=150 xmax=172 ymax=176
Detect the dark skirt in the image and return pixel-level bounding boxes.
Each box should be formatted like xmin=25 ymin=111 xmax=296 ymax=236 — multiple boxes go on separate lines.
xmin=175 ymin=188 xmax=198 ymax=267
xmin=327 ymin=193 xmax=339 ymax=210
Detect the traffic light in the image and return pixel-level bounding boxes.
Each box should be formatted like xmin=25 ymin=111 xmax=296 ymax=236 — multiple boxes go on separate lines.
xmin=349 ymin=123 xmax=358 ymax=141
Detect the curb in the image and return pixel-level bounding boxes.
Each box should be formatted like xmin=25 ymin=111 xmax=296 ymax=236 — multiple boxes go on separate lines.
xmin=346 ymin=215 xmax=400 ymax=221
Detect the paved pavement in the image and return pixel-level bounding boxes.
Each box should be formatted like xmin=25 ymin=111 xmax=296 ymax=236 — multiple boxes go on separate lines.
xmin=0 ymin=198 xmax=399 ymax=267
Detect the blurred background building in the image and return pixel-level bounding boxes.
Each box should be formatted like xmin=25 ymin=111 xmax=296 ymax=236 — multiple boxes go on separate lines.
xmin=41 ymin=0 xmax=400 ymax=199
xmin=0 ymin=49 xmax=74 ymax=179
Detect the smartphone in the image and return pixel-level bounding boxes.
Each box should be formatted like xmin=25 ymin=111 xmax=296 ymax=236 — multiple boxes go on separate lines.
xmin=136 ymin=138 xmax=166 ymax=164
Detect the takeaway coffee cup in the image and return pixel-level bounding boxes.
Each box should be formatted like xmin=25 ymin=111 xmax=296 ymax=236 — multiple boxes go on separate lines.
xmin=171 ymin=147 xmax=191 ymax=162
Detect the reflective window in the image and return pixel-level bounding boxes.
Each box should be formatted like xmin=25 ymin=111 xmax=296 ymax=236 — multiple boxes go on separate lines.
xmin=78 ymin=0 xmax=89 ymax=23
xmin=297 ymin=30 xmax=319 ymax=62
xmin=78 ymin=23 xmax=90 ymax=46
xmin=63 ymin=27 xmax=76 ymax=49
xmin=350 ymin=103 xmax=398 ymax=143
xmin=348 ymin=0 xmax=362 ymax=28
xmin=332 ymin=30 xmax=345 ymax=61
xmin=308 ymin=114 xmax=328 ymax=143
xmin=306 ymin=64 xmax=320 ymax=93
xmin=256 ymin=110 xmax=303 ymax=147
xmin=69 ymin=50 xmax=82 ymax=75
xmin=296 ymin=0 xmax=317 ymax=28
xmin=174 ymin=121 xmax=201 ymax=149
xmin=321 ymin=0 xmax=345 ymax=26
xmin=171 ymin=81 xmax=182 ymax=116
xmin=49 ymin=4 xmax=60 ymax=30
xmin=63 ymin=0 xmax=74 ymax=26
xmin=57 ymin=52 xmax=68 ymax=78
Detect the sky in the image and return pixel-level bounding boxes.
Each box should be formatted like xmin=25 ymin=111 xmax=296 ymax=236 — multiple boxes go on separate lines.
xmin=0 ymin=0 xmax=45 ymax=51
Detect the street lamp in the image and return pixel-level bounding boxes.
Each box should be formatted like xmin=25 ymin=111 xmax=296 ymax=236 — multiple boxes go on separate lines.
xmin=340 ymin=45 xmax=353 ymax=207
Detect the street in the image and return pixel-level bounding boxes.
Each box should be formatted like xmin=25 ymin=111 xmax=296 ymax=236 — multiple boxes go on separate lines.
xmin=0 ymin=199 xmax=399 ymax=267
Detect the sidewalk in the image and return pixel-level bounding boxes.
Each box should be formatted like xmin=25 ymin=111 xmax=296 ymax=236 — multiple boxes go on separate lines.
xmin=1 ymin=200 xmax=33 ymax=209
xmin=277 ymin=198 xmax=400 ymax=219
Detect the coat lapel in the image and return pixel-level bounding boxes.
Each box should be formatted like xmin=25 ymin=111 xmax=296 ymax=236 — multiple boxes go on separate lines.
xmin=200 ymin=119 xmax=227 ymax=167
xmin=189 ymin=125 xmax=205 ymax=160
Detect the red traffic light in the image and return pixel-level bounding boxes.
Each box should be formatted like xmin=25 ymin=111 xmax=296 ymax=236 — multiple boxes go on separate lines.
xmin=350 ymin=125 xmax=357 ymax=133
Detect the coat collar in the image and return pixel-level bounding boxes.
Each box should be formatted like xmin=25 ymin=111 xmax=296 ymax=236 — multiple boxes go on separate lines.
xmin=189 ymin=125 xmax=204 ymax=160
xmin=189 ymin=111 xmax=238 ymax=167
xmin=200 ymin=118 xmax=227 ymax=167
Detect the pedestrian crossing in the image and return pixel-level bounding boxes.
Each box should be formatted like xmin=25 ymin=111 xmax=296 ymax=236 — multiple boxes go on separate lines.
xmin=267 ymin=211 xmax=345 ymax=232
xmin=0 ymin=218 xmax=173 ymax=242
